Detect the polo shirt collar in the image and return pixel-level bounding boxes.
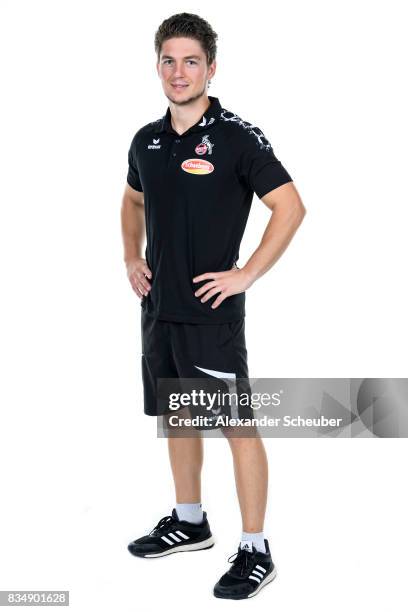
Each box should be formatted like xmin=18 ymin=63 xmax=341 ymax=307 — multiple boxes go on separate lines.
xmin=154 ymin=96 xmax=222 ymax=136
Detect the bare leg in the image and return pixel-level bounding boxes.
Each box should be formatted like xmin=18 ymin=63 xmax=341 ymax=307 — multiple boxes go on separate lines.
xmin=168 ymin=436 xmax=204 ymax=502
xmin=226 ymin=436 xmax=268 ymax=532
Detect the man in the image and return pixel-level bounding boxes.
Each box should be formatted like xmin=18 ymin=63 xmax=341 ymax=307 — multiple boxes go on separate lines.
xmin=121 ymin=12 xmax=306 ymax=600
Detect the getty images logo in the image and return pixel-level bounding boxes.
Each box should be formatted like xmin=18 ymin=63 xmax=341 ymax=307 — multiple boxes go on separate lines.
xmin=148 ymin=138 xmax=161 ymax=150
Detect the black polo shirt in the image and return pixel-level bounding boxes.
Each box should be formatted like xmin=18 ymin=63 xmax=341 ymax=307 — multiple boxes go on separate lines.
xmin=127 ymin=95 xmax=292 ymax=324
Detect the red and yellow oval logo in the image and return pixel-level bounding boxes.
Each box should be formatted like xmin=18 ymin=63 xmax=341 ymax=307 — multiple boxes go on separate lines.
xmin=181 ymin=159 xmax=214 ymax=175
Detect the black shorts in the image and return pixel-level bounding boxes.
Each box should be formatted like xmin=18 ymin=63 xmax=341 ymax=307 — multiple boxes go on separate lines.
xmin=141 ymin=310 xmax=250 ymax=418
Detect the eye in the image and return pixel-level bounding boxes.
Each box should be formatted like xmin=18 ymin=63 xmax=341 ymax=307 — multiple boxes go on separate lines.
xmin=163 ymin=59 xmax=173 ymax=65
xmin=186 ymin=60 xmax=197 ymax=65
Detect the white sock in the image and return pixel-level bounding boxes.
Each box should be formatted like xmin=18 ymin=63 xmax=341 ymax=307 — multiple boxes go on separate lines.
xmin=240 ymin=531 xmax=266 ymax=554
xmin=176 ymin=503 xmax=203 ymax=524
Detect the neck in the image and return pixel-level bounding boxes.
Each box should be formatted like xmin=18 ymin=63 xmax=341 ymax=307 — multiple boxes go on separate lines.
xmin=169 ymin=93 xmax=211 ymax=136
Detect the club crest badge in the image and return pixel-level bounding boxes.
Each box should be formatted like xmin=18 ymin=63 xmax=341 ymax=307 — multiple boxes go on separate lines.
xmin=195 ymin=143 xmax=207 ymax=155
xmin=194 ymin=134 xmax=214 ymax=156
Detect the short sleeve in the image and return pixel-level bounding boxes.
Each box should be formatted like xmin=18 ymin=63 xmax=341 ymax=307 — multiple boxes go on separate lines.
xmin=239 ymin=126 xmax=292 ymax=199
xmin=127 ymin=134 xmax=143 ymax=192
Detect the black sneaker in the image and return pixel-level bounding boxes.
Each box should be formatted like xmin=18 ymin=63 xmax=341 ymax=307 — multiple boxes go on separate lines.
xmin=213 ymin=540 xmax=277 ymax=599
xmin=127 ymin=509 xmax=214 ymax=558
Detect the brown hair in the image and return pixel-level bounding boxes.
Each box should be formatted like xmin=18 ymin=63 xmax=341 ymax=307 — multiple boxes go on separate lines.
xmin=154 ymin=13 xmax=218 ymax=66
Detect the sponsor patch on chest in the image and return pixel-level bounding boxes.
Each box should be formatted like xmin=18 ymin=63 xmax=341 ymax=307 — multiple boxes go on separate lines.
xmin=181 ymin=159 xmax=214 ymax=175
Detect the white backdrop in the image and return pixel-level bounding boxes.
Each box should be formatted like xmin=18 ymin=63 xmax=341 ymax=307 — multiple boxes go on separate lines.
xmin=0 ymin=1 xmax=407 ymax=610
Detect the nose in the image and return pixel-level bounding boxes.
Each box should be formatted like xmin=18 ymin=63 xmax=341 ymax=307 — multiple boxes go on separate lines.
xmin=172 ymin=61 xmax=186 ymax=78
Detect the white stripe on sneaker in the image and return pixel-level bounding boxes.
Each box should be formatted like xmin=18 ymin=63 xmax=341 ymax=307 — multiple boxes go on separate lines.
xmin=249 ymin=575 xmax=261 ymax=584
xmin=247 ymin=567 xmax=277 ymax=598
xmin=168 ymin=533 xmax=181 ymax=543
xmin=255 ymin=564 xmax=266 ymax=573
xmin=252 ymin=570 xmax=264 ymax=579
xmin=175 ymin=531 xmax=189 ymax=540
xmin=161 ymin=536 xmax=174 ymax=545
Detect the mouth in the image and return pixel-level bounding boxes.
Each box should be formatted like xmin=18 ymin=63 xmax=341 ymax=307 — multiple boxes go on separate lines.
xmin=171 ymin=83 xmax=189 ymax=91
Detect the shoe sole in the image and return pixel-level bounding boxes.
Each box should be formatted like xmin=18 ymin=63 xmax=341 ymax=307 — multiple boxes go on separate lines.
xmin=214 ymin=566 xmax=277 ymax=600
xmin=130 ymin=535 xmax=215 ymax=558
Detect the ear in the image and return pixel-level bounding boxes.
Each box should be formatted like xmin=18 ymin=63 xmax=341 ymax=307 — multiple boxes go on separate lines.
xmin=208 ymin=60 xmax=217 ymax=80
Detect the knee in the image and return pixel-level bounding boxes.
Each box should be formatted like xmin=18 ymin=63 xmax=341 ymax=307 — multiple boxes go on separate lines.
xmin=227 ymin=434 xmax=261 ymax=452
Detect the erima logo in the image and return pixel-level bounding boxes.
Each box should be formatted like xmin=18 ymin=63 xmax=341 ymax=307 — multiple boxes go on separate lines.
xmin=148 ymin=138 xmax=161 ymax=150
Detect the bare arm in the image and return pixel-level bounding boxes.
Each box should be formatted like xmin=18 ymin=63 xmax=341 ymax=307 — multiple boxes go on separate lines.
xmin=193 ymin=181 xmax=306 ymax=309
xmin=121 ymin=184 xmax=152 ymax=299
xmin=242 ymin=181 xmax=306 ymax=282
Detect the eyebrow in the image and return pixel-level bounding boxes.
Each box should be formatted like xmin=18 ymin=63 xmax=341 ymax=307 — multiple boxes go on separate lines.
xmin=161 ymin=55 xmax=201 ymax=60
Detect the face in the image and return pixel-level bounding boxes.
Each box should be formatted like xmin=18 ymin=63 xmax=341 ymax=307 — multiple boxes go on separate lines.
xmin=157 ymin=37 xmax=216 ymax=106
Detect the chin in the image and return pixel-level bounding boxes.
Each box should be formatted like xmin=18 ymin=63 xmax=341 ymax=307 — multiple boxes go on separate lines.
xmin=166 ymin=90 xmax=189 ymax=104
xmin=165 ymin=87 xmax=205 ymax=106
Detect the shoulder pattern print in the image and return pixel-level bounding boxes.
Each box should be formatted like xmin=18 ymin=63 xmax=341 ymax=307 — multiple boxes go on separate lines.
xmin=220 ymin=108 xmax=272 ymax=151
